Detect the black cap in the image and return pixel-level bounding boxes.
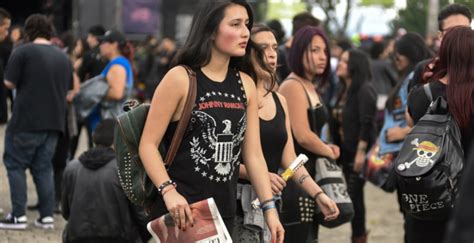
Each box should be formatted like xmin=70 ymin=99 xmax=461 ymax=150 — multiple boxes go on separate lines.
xmin=88 ymin=25 xmax=105 ymax=37
xmin=99 ymin=30 xmax=126 ymax=45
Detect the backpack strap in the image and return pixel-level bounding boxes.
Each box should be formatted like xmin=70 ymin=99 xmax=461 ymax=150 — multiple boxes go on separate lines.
xmin=163 ymin=65 xmax=197 ymax=167
xmin=423 ymin=83 xmax=433 ymax=102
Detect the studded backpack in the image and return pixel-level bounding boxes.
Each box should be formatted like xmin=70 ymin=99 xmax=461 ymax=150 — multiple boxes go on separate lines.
xmin=114 ymin=65 xmax=197 ymax=211
xmin=394 ymin=84 xmax=464 ymax=220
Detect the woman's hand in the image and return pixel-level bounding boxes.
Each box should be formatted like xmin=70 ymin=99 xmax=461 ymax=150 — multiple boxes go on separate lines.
xmin=315 ymin=193 xmax=340 ymax=221
xmin=353 ymin=151 xmax=365 ymax=173
xmin=269 ymin=173 xmax=286 ymax=195
xmin=328 ymin=144 xmax=340 ymax=159
xmin=264 ymin=209 xmax=285 ymax=243
xmin=163 ymin=189 xmax=194 ymax=230
xmin=386 ymin=126 xmax=408 ymax=142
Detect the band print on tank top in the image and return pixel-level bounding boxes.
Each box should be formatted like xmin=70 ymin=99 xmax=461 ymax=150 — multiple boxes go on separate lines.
xmin=189 ymin=77 xmax=247 ymax=183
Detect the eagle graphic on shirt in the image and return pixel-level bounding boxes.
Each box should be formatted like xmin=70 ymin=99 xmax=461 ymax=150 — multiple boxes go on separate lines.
xmin=190 ymin=110 xmax=247 ymax=183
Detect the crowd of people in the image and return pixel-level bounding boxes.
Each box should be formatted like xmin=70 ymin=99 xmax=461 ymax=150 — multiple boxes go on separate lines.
xmin=0 ymin=1 xmax=473 ymax=243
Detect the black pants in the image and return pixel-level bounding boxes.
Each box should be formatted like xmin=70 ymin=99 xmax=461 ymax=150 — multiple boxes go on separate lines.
xmin=52 ymin=128 xmax=70 ymax=206
xmin=404 ymin=215 xmax=447 ymax=243
xmin=343 ymin=165 xmax=367 ymax=237
xmin=0 ymin=83 xmax=8 ymax=123
xmin=69 ymin=120 xmax=93 ymax=159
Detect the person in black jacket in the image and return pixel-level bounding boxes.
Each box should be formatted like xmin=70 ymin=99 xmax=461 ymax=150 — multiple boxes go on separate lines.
xmin=331 ymin=49 xmax=377 ymax=243
xmin=62 ymin=119 xmax=149 ymax=243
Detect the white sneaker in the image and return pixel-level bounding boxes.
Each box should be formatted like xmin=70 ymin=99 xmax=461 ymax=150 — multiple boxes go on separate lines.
xmin=0 ymin=213 xmax=28 ymax=230
xmin=34 ymin=216 xmax=54 ymax=229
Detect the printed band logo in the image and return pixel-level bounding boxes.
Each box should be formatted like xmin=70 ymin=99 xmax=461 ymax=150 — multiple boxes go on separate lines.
xmin=190 ymin=109 xmax=246 ymax=183
xmin=402 ymin=193 xmax=445 ymax=212
xmin=397 ymin=138 xmax=439 ymax=171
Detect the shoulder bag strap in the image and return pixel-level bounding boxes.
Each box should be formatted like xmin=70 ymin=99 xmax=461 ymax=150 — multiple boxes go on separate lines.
xmin=163 ymin=65 xmax=197 ymax=167
xmin=283 ymin=77 xmax=313 ymax=107
xmin=423 ymin=83 xmax=433 ymax=102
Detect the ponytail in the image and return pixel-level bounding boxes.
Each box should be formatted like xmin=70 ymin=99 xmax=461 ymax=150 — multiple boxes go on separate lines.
xmin=120 ymin=41 xmax=134 ymax=64
xmin=120 ymin=41 xmax=137 ymax=77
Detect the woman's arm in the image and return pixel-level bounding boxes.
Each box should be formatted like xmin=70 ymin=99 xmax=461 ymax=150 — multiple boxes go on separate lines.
xmin=240 ymin=72 xmax=284 ymax=243
xmin=277 ymin=93 xmax=339 ymax=220
xmin=278 ymin=80 xmax=335 ymax=159
xmin=139 ymin=66 xmax=194 ymax=230
xmin=353 ymin=84 xmax=378 ymax=172
xmin=105 ymin=64 xmax=127 ymax=100
xmin=67 ymin=72 xmax=81 ymax=103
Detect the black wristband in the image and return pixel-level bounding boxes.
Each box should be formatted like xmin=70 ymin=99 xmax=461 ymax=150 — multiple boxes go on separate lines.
xmin=157 ymin=180 xmax=177 ymax=194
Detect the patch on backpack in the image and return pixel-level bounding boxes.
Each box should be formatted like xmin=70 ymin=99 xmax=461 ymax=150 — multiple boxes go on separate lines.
xmin=397 ymin=138 xmax=439 ymax=171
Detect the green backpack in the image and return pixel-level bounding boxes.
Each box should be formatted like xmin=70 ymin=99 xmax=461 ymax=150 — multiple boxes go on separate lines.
xmin=114 ymin=65 xmax=197 ymax=211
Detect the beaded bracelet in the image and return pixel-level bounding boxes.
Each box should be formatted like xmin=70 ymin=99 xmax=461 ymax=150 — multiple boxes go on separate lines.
xmin=259 ymin=195 xmax=281 ymax=208
xmin=157 ymin=180 xmax=177 ymax=194
xmin=262 ymin=202 xmax=276 ymax=213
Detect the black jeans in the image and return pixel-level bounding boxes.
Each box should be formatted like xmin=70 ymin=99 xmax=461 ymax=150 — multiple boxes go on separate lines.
xmin=343 ymin=165 xmax=367 ymax=237
xmin=404 ymin=215 xmax=447 ymax=243
xmin=52 ymin=130 xmax=70 ymax=206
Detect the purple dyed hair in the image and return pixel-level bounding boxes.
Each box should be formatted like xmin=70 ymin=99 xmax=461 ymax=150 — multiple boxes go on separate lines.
xmin=287 ymin=26 xmax=331 ymax=83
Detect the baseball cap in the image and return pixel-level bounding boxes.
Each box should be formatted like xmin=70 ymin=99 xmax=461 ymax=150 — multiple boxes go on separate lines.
xmin=99 ymin=30 xmax=126 ymax=45
xmin=88 ymin=25 xmax=105 ymax=37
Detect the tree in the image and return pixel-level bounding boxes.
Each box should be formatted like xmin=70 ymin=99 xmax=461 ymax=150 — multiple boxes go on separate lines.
xmin=395 ymin=0 xmax=474 ymax=36
xmin=305 ymin=0 xmax=353 ymax=38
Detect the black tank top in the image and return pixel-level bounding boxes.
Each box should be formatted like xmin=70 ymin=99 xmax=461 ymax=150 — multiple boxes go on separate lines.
xmin=158 ymin=66 xmax=247 ymax=218
xmin=292 ymin=79 xmax=329 ymax=175
xmin=260 ymin=92 xmax=288 ymax=174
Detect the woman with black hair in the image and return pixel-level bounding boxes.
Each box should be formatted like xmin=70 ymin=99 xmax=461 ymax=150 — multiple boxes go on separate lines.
xmin=233 ymin=24 xmax=339 ymax=242
xmin=279 ymin=25 xmax=340 ymax=243
xmin=375 ymin=32 xmax=432 ymax=242
xmin=139 ymin=1 xmax=284 ymax=242
xmin=331 ymin=49 xmax=377 ymax=243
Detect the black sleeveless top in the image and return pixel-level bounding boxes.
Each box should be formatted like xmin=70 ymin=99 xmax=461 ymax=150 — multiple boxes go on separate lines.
xmin=158 ymin=66 xmax=248 ymax=218
xmin=238 ymin=91 xmax=288 ymax=185
xmin=291 ymin=79 xmax=329 ymax=174
xmin=260 ymin=92 xmax=288 ymax=174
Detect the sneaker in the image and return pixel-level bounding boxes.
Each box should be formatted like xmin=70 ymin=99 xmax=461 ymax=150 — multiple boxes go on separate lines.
xmin=0 ymin=213 xmax=28 ymax=230
xmin=34 ymin=216 xmax=54 ymax=229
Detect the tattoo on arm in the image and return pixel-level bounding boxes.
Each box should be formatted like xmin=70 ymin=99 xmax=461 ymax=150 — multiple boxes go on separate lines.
xmin=298 ymin=174 xmax=310 ymax=185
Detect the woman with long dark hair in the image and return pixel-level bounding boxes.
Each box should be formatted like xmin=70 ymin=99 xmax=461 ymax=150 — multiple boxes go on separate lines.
xmin=139 ymin=1 xmax=284 ymax=241
xmin=331 ymin=49 xmax=377 ymax=243
xmin=374 ymin=32 xmax=431 ymax=242
xmin=279 ymin=26 xmax=340 ymax=242
xmin=406 ymin=26 xmax=474 ymax=243
xmin=233 ymin=24 xmax=339 ymax=242
xmin=378 ymin=33 xmax=432 ymax=150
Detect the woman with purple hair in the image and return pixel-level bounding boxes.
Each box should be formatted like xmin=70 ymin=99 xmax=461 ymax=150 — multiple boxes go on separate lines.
xmin=279 ymin=26 xmax=340 ymax=242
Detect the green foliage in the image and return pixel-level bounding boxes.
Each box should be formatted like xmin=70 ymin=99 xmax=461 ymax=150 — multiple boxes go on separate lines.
xmin=361 ymin=0 xmax=394 ymax=8
xmin=395 ymin=0 xmax=474 ymax=36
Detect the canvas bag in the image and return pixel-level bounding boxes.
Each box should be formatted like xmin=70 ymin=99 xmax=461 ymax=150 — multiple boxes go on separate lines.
xmin=314 ymin=157 xmax=354 ymax=228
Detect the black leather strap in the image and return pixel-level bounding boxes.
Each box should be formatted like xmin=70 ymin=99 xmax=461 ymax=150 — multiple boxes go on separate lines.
xmin=164 ymin=65 xmax=197 ymax=167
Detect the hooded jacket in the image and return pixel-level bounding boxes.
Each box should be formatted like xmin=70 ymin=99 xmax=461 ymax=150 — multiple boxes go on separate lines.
xmin=62 ymin=146 xmax=148 ymax=243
